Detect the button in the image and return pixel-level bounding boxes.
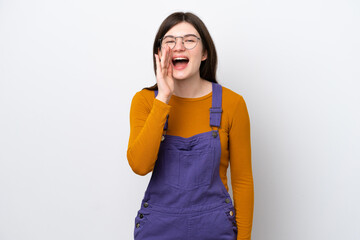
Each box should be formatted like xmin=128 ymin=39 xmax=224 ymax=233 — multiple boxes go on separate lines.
xmin=212 ymin=131 xmax=218 ymax=138
xmin=225 ymin=198 xmax=230 ymax=203
xmin=229 ymin=210 xmax=234 ymax=216
xmin=143 ymin=202 xmax=149 ymax=208
xmin=136 ymin=223 xmax=140 ymax=228
xmin=161 ymin=135 xmax=165 ymax=141
xmin=139 ymin=214 xmax=144 ymax=219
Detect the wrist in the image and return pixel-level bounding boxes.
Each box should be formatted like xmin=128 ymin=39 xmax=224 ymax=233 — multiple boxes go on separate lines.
xmin=156 ymin=94 xmax=171 ymax=104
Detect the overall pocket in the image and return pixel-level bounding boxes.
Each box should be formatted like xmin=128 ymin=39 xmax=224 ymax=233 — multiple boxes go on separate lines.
xmin=222 ymin=205 xmax=238 ymax=233
xmin=133 ymin=210 xmax=150 ymax=239
xmin=160 ymin=147 xmax=215 ymax=190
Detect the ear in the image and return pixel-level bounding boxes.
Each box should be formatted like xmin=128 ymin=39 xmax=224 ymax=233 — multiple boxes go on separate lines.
xmin=158 ymin=48 xmax=162 ymax=59
xmin=201 ymin=49 xmax=208 ymax=61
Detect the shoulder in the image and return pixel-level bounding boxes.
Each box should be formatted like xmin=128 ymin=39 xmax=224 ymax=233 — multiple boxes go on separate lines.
xmin=220 ymin=84 xmax=249 ymax=123
xmin=130 ymin=88 xmax=156 ymax=111
xmin=221 ymin=85 xmax=246 ymax=107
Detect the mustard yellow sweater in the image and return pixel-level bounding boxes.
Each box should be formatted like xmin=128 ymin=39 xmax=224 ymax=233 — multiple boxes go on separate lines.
xmin=127 ymin=85 xmax=254 ymax=240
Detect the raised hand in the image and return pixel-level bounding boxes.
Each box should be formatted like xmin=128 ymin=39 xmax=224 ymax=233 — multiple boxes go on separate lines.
xmin=154 ymin=45 xmax=174 ymax=104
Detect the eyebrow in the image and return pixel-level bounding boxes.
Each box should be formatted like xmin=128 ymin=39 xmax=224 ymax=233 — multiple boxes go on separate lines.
xmin=163 ymin=34 xmax=199 ymax=38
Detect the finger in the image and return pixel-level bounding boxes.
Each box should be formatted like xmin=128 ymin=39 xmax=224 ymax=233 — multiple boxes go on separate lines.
xmin=167 ymin=46 xmax=173 ymax=70
xmin=165 ymin=46 xmax=172 ymax=70
xmin=168 ymin=50 xmax=173 ymax=76
xmin=163 ymin=46 xmax=171 ymax=70
xmin=155 ymin=54 xmax=161 ymax=74
xmin=167 ymin=61 xmax=173 ymax=78
xmin=160 ymin=47 xmax=167 ymax=70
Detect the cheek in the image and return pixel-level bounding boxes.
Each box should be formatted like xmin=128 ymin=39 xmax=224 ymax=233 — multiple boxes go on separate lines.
xmin=191 ymin=56 xmax=204 ymax=70
xmin=190 ymin=50 xmax=205 ymax=65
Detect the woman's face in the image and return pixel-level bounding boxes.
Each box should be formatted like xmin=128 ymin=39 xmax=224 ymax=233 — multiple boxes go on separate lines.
xmin=159 ymin=22 xmax=207 ymax=81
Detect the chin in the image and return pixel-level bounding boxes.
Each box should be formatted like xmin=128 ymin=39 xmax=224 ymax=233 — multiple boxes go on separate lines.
xmin=172 ymin=72 xmax=189 ymax=80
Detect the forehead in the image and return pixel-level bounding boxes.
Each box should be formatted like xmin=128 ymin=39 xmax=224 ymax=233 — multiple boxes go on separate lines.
xmin=164 ymin=22 xmax=200 ymax=36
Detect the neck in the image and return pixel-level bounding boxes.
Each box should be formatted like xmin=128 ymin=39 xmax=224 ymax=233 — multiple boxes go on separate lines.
xmin=173 ymin=74 xmax=211 ymax=98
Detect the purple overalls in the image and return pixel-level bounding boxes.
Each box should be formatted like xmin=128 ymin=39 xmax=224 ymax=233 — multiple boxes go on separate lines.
xmin=134 ymin=82 xmax=237 ymax=240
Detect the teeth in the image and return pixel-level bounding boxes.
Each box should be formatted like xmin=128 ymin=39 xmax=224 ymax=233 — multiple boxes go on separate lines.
xmin=173 ymin=57 xmax=188 ymax=61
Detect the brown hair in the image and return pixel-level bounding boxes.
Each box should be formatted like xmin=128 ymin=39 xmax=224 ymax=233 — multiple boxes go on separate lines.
xmin=144 ymin=12 xmax=218 ymax=90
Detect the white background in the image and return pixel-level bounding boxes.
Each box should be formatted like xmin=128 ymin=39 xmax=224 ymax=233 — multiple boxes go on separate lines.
xmin=0 ymin=0 xmax=359 ymax=239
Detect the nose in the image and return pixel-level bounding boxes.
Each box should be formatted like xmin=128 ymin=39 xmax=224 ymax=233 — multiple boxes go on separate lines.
xmin=173 ymin=37 xmax=186 ymax=51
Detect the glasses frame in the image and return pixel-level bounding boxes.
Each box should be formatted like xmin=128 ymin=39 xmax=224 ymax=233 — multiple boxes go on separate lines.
xmin=159 ymin=34 xmax=201 ymax=50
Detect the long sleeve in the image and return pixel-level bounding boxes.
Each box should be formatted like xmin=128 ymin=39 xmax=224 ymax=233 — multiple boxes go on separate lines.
xmin=127 ymin=86 xmax=254 ymax=239
xmin=127 ymin=90 xmax=171 ymax=176
xmin=229 ymin=96 xmax=254 ymax=240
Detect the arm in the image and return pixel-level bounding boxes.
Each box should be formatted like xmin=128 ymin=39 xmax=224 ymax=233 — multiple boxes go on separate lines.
xmin=127 ymin=91 xmax=171 ymax=175
xmin=229 ymin=96 xmax=254 ymax=240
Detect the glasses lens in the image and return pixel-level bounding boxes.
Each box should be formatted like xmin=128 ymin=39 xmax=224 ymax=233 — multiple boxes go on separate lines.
xmin=161 ymin=36 xmax=176 ymax=49
xmin=183 ymin=35 xmax=198 ymax=49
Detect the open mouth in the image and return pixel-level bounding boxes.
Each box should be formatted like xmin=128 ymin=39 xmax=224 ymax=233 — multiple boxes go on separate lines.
xmin=172 ymin=57 xmax=189 ymax=70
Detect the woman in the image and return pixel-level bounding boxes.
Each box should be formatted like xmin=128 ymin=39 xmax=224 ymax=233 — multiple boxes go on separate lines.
xmin=127 ymin=12 xmax=254 ymax=240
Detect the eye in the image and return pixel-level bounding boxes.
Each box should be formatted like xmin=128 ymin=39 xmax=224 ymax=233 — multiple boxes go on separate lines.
xmin=162 ymin=36 xmax=176 ymax=44
xmin=184 ymin=35 xmax=198 ymax=42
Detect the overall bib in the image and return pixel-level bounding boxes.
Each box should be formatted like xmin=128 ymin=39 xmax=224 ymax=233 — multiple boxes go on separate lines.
xmin=134 ymin=82 xmax=237 ymax=240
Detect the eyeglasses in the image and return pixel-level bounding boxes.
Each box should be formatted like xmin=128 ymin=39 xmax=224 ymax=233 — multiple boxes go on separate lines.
xmin=160 ymin=34 xmax=201 ymax=50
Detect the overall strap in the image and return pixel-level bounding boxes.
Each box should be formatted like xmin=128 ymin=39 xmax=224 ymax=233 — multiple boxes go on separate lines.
xmin=209 ymin=82 xmax=223 ymax=128
xmin=155 ymin=82 xmax=223 ymax=132
xmin=154 ymin=90 xmax=169 ymax=130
